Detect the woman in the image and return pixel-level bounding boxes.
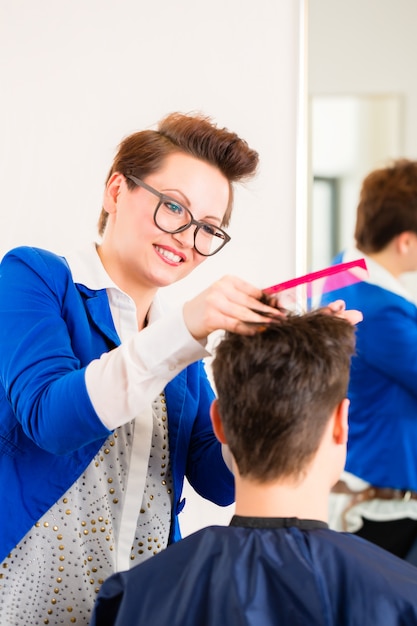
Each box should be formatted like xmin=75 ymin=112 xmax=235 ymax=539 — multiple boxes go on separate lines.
xmin=0 ymin=112 xmax=281 ymax=625
xmin=325 ymin=159 xmax=417 ymax=563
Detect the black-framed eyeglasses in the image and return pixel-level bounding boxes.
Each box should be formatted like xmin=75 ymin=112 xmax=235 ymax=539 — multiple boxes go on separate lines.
xmin=125 ymin=174 xmax=231 ymax=257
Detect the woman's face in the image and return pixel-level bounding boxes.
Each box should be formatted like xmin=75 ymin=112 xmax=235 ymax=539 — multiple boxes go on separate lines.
xmin=101 ymin=152 xmax=230 ymax=293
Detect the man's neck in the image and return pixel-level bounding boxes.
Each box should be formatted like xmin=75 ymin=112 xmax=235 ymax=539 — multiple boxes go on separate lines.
xmin=233 ymin=474 xmax=330 ymax=523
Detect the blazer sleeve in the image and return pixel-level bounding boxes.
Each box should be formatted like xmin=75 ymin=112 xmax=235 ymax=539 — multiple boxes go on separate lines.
xmin=0 ymin=247 xmax=111 ymax=454
xmin=358 ymin=300 xmax=417 ymax=399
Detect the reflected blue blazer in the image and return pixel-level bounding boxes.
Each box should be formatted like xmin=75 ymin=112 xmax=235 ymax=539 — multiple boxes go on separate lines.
xmin=322 ymin=252 xmax=417 ymax=491
xmin=0 ymin=247 xmax=234 ymax=562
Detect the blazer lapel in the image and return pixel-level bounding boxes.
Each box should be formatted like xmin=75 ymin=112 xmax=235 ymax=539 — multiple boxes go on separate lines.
xmin=77 ymin=284 xmax=121 ymax=347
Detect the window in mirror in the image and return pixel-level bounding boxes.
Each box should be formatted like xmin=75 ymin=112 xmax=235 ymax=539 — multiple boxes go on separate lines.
xmin=311 ymin=175 xmax=339 ymax=270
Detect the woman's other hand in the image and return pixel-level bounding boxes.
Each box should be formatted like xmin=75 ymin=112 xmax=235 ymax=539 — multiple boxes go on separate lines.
xmin=322 ymin=299 xmax=363 ymax=325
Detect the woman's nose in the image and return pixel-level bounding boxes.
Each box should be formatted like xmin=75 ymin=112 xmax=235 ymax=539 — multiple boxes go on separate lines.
xmin=172 ymin=225 xmax=196 ymax=248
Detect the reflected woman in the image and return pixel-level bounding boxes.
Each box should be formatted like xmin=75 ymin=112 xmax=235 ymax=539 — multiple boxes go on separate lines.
xmin=324 ymin=159 xmax=417 ymax=562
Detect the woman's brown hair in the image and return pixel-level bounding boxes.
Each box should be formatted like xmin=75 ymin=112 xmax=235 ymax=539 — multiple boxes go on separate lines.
xmin=98 ymin=112 xmax=259 ymax=235
xmin=355 ymin=159 xmax=417 ymax=253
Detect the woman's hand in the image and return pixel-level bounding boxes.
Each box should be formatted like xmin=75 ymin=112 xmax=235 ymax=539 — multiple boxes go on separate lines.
xmin=322 ymin=299 xmax=363 ymax=325
xmin=183 ymin=275 xmax=282 ymax=340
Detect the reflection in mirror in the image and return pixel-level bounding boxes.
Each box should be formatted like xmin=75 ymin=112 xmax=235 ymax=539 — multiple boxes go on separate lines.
xmin=308 ymin=94 xmax=403 ymax=271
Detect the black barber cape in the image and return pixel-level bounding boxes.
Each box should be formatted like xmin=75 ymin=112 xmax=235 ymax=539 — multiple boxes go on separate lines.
xmin=90 ymin=516 xmax=417 ymax=626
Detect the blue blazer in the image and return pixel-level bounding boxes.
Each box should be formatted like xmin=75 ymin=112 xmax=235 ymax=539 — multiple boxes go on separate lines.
xmin=0 ymin=247 xmax=234 ymax=562
xmin=322 ymin=254 xmax=417 ymax=491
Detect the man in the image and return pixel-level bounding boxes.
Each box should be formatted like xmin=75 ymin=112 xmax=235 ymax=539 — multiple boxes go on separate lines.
xmin=90 ymin=312 xmax=417 ymax=626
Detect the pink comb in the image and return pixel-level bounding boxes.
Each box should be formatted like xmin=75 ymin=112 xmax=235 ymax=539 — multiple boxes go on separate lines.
xmin=263 ymin=259 xmax=368 ymax=312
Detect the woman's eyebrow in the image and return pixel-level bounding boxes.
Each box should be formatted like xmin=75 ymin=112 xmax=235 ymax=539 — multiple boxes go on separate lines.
xmin=161 ymin=188 xmax=190 ymax=206
xmin=162 ymin=188 xmax=222 ymax=223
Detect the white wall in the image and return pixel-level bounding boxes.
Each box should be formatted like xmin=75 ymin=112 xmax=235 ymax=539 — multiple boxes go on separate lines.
xmin=309 ymin=0 xmax=417 ymax=154
xmin=0 ymin=1 xmax=306 ymax=534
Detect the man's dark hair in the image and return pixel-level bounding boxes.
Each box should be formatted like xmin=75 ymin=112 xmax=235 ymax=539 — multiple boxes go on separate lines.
xmin=211 ymin=312 xmax=355 ymax=481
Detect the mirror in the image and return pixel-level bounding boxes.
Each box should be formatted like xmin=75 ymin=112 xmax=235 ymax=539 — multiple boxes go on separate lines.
xmin=308 ymin=0 xmax=417 ymax=296
xmin=309 ymin=94 xmax=403 ymax=271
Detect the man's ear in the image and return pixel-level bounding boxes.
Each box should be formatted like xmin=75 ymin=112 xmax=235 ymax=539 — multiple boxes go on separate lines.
xmin=210 ymin=399 xmax=228 ymax=444
xmin=396 ymin=230 xmax=416 ymax=255
xmin=103 ymin=173 xmax=124 ymax=215
xmin=333 ymin=398 xmax=349 ymax=445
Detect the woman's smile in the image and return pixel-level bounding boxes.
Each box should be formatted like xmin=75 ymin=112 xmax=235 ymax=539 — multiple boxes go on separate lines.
xmin=154 ymin=244 xmax=185 ymax=265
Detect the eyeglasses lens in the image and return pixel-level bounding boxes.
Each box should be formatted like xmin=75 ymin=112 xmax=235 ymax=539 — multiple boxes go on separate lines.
xmin=155 ymin=202 xmax=227 ymax=256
